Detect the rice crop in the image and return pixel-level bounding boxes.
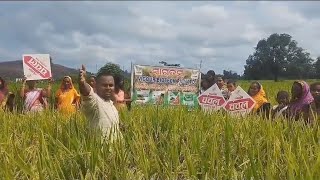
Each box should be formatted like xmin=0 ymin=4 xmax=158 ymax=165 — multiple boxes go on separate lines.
xmin=1 ymin=80 xmax=319 ymax=179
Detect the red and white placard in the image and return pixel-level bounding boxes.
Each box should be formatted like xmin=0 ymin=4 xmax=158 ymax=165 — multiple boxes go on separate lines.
xmin=223 ymin=86 xmax=256 ymax=116
xmin=198 ymin=83 xmax=226 ymax=112
xmin=23 ymin=54 xmax=52 ymax=80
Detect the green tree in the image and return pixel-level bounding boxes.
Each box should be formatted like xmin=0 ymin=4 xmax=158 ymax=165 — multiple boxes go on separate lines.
xmin=97 ymin=62 xmax=131 ymax=89
xmin=223 ymin=70 xmax=240 ymax=80
xmin=97 ymin=62 xmax=123 ymax=79
xmin=244 ymin=33 xmax=314 ymax=81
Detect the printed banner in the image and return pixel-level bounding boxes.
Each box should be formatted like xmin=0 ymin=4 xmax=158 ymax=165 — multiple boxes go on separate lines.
xmin=223 ymin=86 xmax=256 ymax=116
xmin=23 ymin=54 xmax=52 ymax=80
xmin=132 ymin=65 xmax=200 ymax=107
xmin=198 ymin=83 xmax=226 ymax=113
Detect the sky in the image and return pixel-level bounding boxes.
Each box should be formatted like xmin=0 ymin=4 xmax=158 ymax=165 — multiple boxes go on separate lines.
xmin=0 ymin=1 xmax=320 ymax=75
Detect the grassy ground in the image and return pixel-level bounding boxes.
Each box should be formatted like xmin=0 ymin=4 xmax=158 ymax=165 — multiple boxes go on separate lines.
xmin=0 ymin=80 xmax=319 ymax=179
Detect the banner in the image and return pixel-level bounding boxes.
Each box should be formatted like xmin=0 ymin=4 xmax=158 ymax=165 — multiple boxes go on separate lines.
xmin=23 ymin=54 xmax=52 ymax=80
xmin=198 ymin=83 xmax=226 ymax=113
xmin=132 ymin=65 xmax=201 ymax=107
xmin=223 ymin=86 xmax=256 ymax=116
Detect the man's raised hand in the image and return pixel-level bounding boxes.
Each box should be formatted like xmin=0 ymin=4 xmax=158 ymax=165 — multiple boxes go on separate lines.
xmin=79 ymin=64 xmax=86 ymax=83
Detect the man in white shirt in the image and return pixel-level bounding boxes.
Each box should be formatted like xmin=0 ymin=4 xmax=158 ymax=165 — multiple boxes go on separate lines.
xmin=79 ymin=65 xmax=120 ymax=139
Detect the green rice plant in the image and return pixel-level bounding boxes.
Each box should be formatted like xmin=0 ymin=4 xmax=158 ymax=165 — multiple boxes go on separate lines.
xmin=0 ymin=80 xmax=320 ymax=179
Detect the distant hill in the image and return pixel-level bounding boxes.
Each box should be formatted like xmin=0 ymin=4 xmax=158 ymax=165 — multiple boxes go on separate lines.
xmin=0 ymin=60 xmax=80 ymax=80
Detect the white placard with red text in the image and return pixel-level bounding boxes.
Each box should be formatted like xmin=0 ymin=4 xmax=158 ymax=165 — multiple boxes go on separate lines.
xmin=198 ymin=83 xmax=226 ymax=113
xmin=22 ymin=54 xmax=52 ymax=80
xmin=223 ymin=86 xmax=256 ymax=116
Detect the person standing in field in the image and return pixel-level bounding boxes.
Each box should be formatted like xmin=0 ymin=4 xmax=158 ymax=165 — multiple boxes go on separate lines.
xmin=79 ymin=65 xmax=120 ymax=139
xmin=5 ymin=92 xmax=15 ymax=112
xmin=0 ymin=77 xmax=10 ymax=110
xmin=124 ymin=87 xmax=132 ymax=111
xmin=113 ymin=76 xmax=126 ymax=111
xmin=216 ymin=76 xmax=228 ymax=100
xmin=88 ymin=75 xmax=96 ymax=92
xmin=271 ymin=91 xmax=289 ymax=119
xmin=20 ymin=78 xmax=52 ymax=113
xmin=55 ymin=76 xmax=80 ymax=114
xmin=200 ymin=75 xmax=210 ymax=93
xmin=248 ymin=81 xmax=271 ymax=116
xmin=310 ymin=82 xmax=320 ymax=113
xmin=307 ymin=82 xmax=320 ymax=122
xmin=206 ymin=70 xmax=216 ymax=87
xmin=226 ymin=80 xmax=237 ymax=100
xmin=0 ymin=77 xmax=8 ymax=106
xmin=286 ymin=81 xmax=314 ymax=123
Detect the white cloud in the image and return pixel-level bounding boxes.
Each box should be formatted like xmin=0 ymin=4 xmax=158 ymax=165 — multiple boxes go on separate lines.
xmin=0 ymin=1 xmax=320 ymax=75
xmin=133 ymin=16 xmax=177 ymax=40
xmin=185 ymin=5 xmax=228 ymax=27
xmin=242 ymin=24 xmax=264 ymax=44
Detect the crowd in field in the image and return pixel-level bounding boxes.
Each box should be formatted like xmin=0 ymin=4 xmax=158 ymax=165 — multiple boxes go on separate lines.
xmin=0 ymin=71 xmax=131 ymax=114
xmin=1 ymin=66 xmax=320 ymax=138
xmin=0 ymin=65 xmax=131 ymax=138
xmin=201 ymin=70 xmax=320 ymax=124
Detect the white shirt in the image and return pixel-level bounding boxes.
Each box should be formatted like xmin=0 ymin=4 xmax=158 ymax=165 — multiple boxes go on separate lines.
xmin=82 ymin=87 xmax=120 ymax=139
xmin=272 ymin=105 xmax=288 ymax=119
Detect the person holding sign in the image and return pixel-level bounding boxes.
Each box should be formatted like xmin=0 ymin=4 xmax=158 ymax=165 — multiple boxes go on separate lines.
xmin=79 ymin=65 xmax=120 ymax=139
xmin=216 ymin=76 xmax=228 ymax=100
xmin=20 ymin=78 xmax=52 ymax=113
xmin=226 ymin=80 xmax=237 ymax=100
xmin=248 ymin=82 xmax=270 ymax=116
xmin=55 ymin=76 xmax=80 ymax=114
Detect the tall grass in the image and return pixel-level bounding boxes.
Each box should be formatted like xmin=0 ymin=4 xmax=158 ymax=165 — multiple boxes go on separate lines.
xmin=1 ymin=80 xmax=319 ymax=179
xmin=1 ymin=106 xmax=320 ymax=179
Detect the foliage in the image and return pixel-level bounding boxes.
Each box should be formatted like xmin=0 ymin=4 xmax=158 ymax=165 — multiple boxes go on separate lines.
xmin=314 ymin=57 xmax=320 ymax=78
xmin=97 ymin=63 xmax=123 ymax=79
xmin=223 ymin=70 xmax=241 ymax=80
xmin=244 ymin=33 xmax=315 ymax=81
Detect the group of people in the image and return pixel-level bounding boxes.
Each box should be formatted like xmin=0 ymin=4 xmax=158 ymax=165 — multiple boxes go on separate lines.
xmin=2 ymin=66 xmax=320 ymax=138
xmin=0 ymin=65 xmax=132 ymax=138
xmin=200 ymin=70 xmax=320 ymax=124
xmin=0 ymin=73 xmax=129 ymax=115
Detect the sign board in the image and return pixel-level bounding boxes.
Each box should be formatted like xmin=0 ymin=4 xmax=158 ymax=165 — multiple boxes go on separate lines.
xmin=223 ymin=86 xmax=256 ymax=116
xmin=198 ymin=83 xmax=226 ymax=112
xmin=131 ymin=65 xmax=201 ymax=107
xmin=23 ymin=54 xmax=52 ymax=80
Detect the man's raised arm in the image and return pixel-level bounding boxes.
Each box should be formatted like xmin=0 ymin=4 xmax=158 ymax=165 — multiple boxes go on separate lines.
xmin=79 ymin=65 xmax=91 ymax=96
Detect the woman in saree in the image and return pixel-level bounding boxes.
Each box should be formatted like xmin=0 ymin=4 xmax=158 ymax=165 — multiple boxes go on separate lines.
xmin=286 ymin=80 xmax=314 ymax=123
xmin=248 ymin=81 xmax=271 ymax=116
xmin=20 ymin=78 xmax=52 ymax=113
xmin=55 ymin=76 xmax=80 ymax=114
